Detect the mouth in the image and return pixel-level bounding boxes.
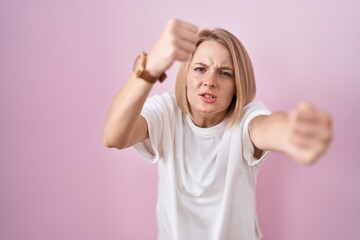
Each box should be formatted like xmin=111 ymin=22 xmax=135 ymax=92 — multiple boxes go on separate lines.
xmin=199 ymin=92 xmax=217 ymax=103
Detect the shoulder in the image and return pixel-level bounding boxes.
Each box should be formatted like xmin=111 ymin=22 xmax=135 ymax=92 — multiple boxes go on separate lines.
xmin=243 ymin=101 xmax=269 ymax=113
xmin=230 ymin=101 xmax=271 ymax=129
xmin=242 ymin=101 xmax=271 ymax=119
xmin=142 ymin=92 xmax=180 ymax=118
xmin=147 ymin=92 xmax=175 ymax=104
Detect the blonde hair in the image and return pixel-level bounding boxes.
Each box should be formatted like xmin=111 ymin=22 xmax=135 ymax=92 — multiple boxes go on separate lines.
xmin=175 ymin=28 xmax=257 ymax=126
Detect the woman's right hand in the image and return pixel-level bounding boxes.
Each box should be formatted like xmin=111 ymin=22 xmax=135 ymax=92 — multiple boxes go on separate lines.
xmin=146 ymin=18 xmax=199 ymax=78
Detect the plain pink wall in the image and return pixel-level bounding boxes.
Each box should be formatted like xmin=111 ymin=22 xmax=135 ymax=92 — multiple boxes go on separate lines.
xmin=1 ymin=0 xmax=359 ymax=239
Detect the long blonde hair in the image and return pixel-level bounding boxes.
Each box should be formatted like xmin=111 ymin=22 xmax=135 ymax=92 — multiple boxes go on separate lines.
xmin=175 ymin=28 xmax=257 ymax=126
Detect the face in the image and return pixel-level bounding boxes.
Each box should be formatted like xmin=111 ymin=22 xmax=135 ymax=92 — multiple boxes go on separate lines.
xmin=186 ymin=40 xmax=236 ymax=127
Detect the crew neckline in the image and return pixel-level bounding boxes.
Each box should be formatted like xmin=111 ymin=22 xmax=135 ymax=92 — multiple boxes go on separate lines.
xmin=185 ymin=114 xmax=227 ymax=137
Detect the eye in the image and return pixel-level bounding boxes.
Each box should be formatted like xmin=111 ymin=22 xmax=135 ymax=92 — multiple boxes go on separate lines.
xmin=194 ymin=67 xmax=206 ymax=72
xmin=220 ymin=70 xmax=233 ymax=78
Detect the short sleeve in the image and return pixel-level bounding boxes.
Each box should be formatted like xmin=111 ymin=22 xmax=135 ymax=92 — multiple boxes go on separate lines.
xmin=133 ymin=92 xmax=175 ymax=164
xmin=241 ymin=101 xmax=272 ymax=166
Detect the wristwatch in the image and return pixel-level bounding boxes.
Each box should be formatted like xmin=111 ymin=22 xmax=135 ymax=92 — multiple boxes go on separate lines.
xmin=133 ymin=52 xmax=167 ymax=84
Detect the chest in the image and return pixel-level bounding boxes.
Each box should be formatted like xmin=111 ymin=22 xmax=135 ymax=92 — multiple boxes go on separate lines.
xmin=176 ymin=123 xmax=232 ymax=196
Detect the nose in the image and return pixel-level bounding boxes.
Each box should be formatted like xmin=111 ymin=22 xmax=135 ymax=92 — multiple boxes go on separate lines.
xmin=203 ymin=82 xmax=215 ymax=88
xmin=203 ymin=72 xmax=217 ymax=88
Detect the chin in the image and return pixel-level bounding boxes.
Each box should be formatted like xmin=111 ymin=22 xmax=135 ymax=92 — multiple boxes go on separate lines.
xmin=197 ymin=107 xmax=218 ymax=116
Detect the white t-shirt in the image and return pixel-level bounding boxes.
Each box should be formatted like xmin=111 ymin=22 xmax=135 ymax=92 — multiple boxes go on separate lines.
xmin=134 ymin=92 xmax=271 ymax=240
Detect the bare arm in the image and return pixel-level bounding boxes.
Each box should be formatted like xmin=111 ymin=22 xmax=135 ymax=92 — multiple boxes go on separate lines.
xmin=103 ymin=77 xmax=153 ymax=149
xmin=249 ymin=102 xmax=333 ymax=165
xmin=103 ymin=19 xmax=198 ymax=149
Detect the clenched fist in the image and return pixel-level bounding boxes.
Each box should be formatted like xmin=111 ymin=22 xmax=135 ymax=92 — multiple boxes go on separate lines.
xmin=146 ymin=18 xmax=199 ymax=78
xmin=285 ymin=102 xmax=333 ymax=165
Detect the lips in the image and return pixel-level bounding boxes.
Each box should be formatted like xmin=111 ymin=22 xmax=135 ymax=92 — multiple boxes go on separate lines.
xmin=199 ymin=92 xmax=217 ymax=103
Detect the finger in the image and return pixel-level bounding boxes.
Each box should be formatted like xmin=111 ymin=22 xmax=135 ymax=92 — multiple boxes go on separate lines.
xmin=316 ymin=110 xmax=333 ymax=127
xmin=177 ymin=19 xmax=199 ymax=33
xmin=176 ymin=48 xmax=193 ymax=62
xmin=174 ymin=37 xmax=197 ymax=54
xmin=292 ymin=104 xmax=330 ymax=135
xmin=292 ymin=122 xmax=318 ymax=139
xmin=290 ymin=133 xmax=325 ymax=153
xmin=175 ymin=26 xmax=199 ymax=44
xmin=298 ymin=101 xmax=316 ymax=113
xmin=297 ymin=103 xmax=333 ymax=130
xmin=291 ymin=122 xmax=333 ymax=149
xmin=296 ymin=102 xmax=319 ymax=123
xmin=292 ymin=123 xmax=332 ymax=144
xmin=290 ymin=144 xmax=323 ymax=165
xmin=303 ymin=138 xmax=328 ymax=158
xmin=292 ymin=104 xmax=333 ymax=141
xmin=291 ymin=127 xmax=332 ymax=144
xmin=167 ymin=18 xmax=199 ymax=35
xmin=290 ymin=131 xmax=312 ymax=148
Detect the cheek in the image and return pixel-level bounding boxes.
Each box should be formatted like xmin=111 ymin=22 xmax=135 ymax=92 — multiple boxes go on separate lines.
xmin=185 ymin=78 xmax=195 ymax=101
xmin=187 ymin=70 xmax=203 ymax=84
xmin=186 ymin=85 xmax=197 ymax=102
xmin=223 ymin=82 xmax=236 ymax=98
xmin=186 ymin=76 xmax=201 ymax=93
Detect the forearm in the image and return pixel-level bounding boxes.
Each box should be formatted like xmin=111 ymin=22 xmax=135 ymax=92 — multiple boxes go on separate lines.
xmin=250 ymin=112 xmax=289 ymax=153
xmin=103 ymin=75 xmax=153 ymax=148
xmin=250 ymin=103 xmax=332 ymax=165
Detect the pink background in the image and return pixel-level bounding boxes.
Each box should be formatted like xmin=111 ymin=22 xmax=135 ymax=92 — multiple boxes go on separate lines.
xmin=1 ymin=0 xmax=359 ymax=239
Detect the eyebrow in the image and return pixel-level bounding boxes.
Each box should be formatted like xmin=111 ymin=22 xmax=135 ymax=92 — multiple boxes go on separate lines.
xmin=194 ymin=62 xmax=233 ymax=71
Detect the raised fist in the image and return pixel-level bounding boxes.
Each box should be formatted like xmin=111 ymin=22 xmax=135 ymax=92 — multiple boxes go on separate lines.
xmin=285 ymin=102 xmax=333 ymax=165
xmin=146 ymin=18 xmax=199 ymax=78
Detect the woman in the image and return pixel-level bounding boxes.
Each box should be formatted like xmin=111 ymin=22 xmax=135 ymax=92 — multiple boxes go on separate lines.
xmin=103 ymin=18 xmax=332 ymax=240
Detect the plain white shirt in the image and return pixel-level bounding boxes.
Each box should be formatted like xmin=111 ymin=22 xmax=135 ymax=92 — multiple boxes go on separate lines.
xmin=134 ymin=92 xmax=271 ymax=240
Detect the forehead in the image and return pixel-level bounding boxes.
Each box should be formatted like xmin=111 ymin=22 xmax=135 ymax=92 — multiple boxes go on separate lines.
xmin=192 ymin=40 xmax=233 ymax=67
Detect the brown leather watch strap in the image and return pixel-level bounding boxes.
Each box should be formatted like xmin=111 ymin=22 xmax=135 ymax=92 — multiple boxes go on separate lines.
xmin=139 ymin=71 xmax=156 ymax=83
xmin=133 ymin=52 xmax=167 ymax=84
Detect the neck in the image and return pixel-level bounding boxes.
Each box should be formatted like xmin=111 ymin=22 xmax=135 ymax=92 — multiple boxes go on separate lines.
xmin=189 ymin=111 xmax=227 ymax=128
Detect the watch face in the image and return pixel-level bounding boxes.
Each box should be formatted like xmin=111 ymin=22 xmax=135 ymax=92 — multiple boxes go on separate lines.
xmin=133 ymin=55 xmax=138 ymax=71
xmin=133 ymin=53 xmax=145 ymax=76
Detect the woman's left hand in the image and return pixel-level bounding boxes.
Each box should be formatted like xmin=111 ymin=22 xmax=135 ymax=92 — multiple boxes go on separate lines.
xmin=285 ymin=102 xmax=333 ymax=165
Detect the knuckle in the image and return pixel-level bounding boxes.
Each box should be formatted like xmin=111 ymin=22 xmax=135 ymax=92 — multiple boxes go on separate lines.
xmin=168 ymin=25 xmax=177 ymax=35
xmin=167 ymin=18 xmax=179 ymax=28
xmin=190 ymin=44 xmax=197 ymax=52
xmin=299 ymin=101 xmax=310 ymax=109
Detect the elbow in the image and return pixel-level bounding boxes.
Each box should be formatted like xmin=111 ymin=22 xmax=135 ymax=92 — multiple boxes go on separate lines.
xmin=103 ymin=136 xmax=114 ymax=148
xmin=103 ymin=132 xmax=128 ymax=150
